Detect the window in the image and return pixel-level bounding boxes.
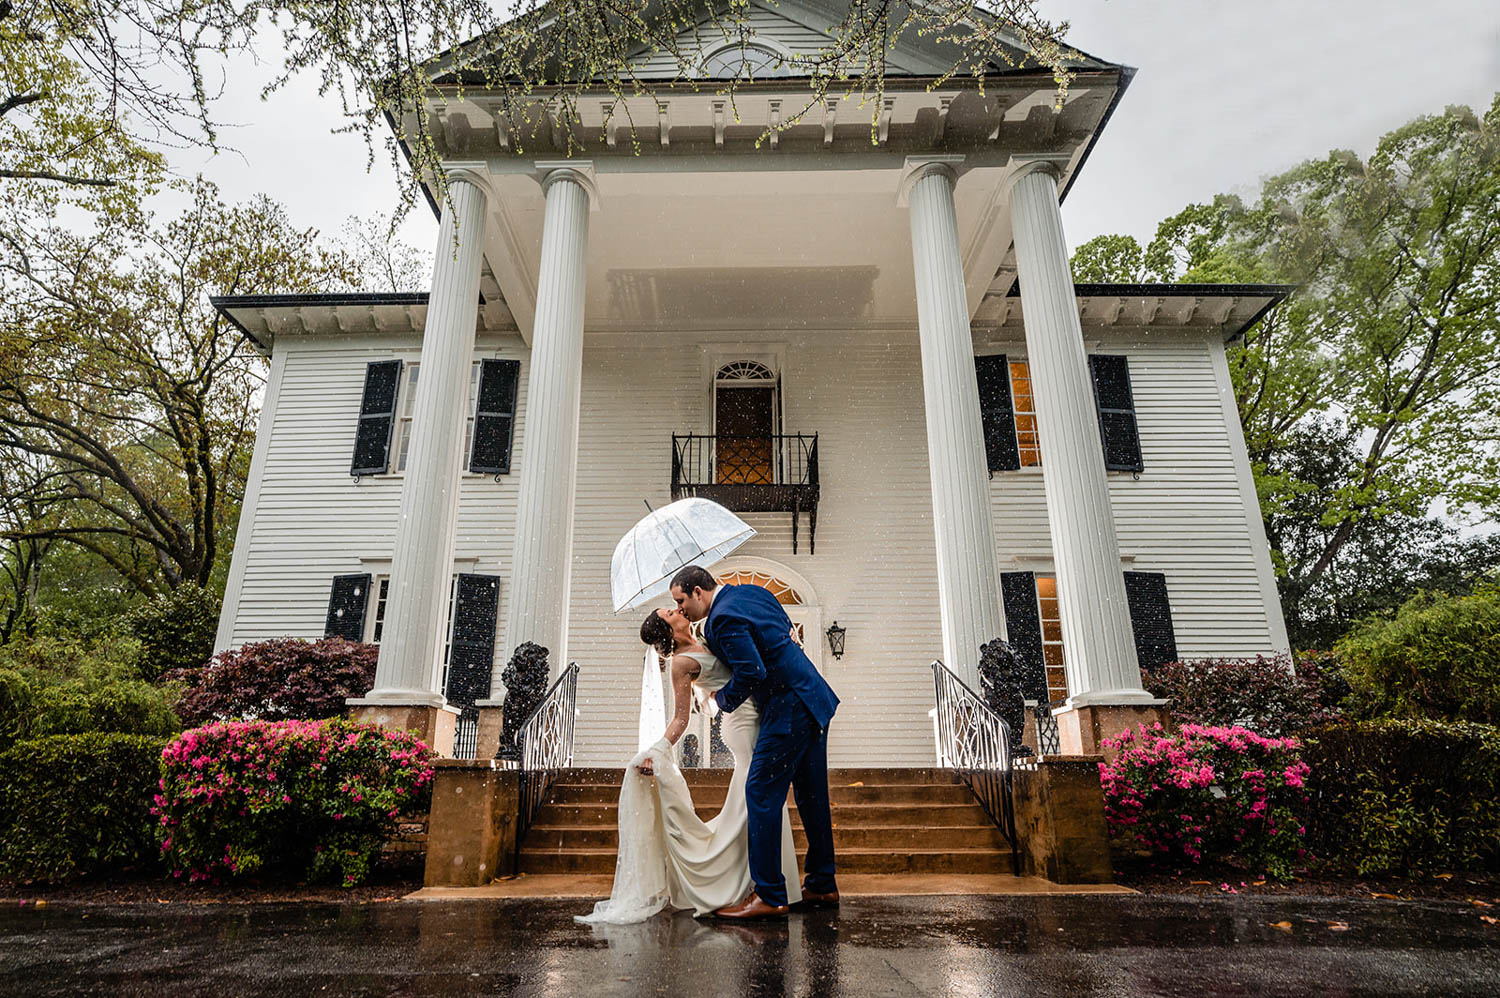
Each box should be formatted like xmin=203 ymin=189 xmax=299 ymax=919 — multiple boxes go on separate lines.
xmin=368 ymin=578 xmax=391 ymax=643
xmin=701 ymin=44 xmax=793 ymax=80
xmin=1036 ymin=575 xmax=1067 ymax=702
xmin=714 ymin=361 xmax=779 ymax=485
xmin=394 ymin=362 xmax=482 ymax=472
xmin=1008 ymin=361 xmax=1041 ymax=467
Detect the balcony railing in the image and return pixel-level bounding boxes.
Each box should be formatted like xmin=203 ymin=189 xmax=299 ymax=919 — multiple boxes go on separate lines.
xmin=671 ymin=433 xmax=820 ymax=553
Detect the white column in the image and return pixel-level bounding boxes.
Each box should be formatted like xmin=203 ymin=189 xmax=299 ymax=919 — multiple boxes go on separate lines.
xmin=358 ymin=174 xmax=488 ymax=705
xmin=503 ymin=166 xmax=591 ymax=671
xmin=1008 ymin=162 xmax=1153 ymax=706
xmin=904 ymin=159 xmax=1006 ymax=685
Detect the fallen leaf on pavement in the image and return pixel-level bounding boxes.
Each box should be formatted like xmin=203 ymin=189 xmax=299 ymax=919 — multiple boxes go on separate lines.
xmin=1433 ymin=873 xmax=1453 ymax=880
xmin=1472 ymin=900 xmax=1493 ymax=908
xmin=1268 ymin=921 xmax=1293 ymax=933
xmin=1370 ymin=893 xmax=1401 ymax=900
xmin=1481 ymin=916 xmax=1498 ymax=926
xmin=1327 ymin=922 xmax=1350 ymax=931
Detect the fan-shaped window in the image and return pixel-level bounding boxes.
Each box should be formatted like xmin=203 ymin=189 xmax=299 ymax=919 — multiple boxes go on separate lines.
xmin=716 ymin=570 xmax=803 ymax=605
xmin=702 ymin=44 xmax=794 ymax=80
xmin=716 ymin=360 xmax=775 ymax=382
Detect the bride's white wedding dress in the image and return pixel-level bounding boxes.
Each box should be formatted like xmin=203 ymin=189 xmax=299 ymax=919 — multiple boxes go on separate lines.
xmin=576 ymin=649 xmax=802 ymax=924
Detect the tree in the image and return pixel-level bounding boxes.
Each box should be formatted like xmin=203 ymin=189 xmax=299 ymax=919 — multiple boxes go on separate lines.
xmin=1073 ymin=98 xmax=1500 ymax=640
xmin=0 ymin=179 xmax=359 ymax=597
xmin=2 ymin=2 xmax=1082 ymax=224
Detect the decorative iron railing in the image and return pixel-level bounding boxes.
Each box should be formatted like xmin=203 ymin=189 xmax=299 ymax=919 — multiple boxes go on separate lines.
xmin=671 ymin=433 xmax=821 ymax=552
xmin=931 ymin=660 xmax=1020 ymax=874
xmin=514 ymin=662 xmax=580 ymax=872
xmin=1031 ymin=702 xmax=1062 ymax=757
xmin=671 ymin=433 xmax=818 ymax=491
xmin=453 ymin=707 xmax=479 ymax=760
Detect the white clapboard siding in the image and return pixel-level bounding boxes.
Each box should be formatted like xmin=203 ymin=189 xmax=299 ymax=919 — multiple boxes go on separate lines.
xmin=222 ymin=323 xmax=1283 ymax=766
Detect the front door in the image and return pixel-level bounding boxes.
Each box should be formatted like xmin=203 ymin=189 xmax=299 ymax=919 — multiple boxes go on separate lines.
xmin=715 ymin=385 xmax=775 ymax=484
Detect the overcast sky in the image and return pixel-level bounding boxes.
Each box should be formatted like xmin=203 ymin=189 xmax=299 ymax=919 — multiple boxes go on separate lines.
xmin=184 ymin=0 xmax=1500 ymax=260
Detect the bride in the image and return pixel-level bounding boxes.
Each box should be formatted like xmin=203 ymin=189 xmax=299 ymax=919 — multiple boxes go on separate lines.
xmin=576 ymin=606 xmax=801 ymax=924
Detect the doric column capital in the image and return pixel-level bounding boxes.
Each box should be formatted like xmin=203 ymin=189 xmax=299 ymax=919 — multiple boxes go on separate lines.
xmin=535 ymin=160 xmax=600 ymax=211
xmin=897 ymin=154 xmax=966 ymax=207
xmin=1003 ymin=154 xmax=1071 ymax=199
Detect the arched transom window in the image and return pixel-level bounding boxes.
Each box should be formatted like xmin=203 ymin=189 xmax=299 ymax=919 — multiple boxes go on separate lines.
xmin=716 ymin=360 xmax=775 ymax=382
xmin=716 ymin=570 xmax=803 ymax=605
xmin=701 ymin=44 xmax=793 ymax=80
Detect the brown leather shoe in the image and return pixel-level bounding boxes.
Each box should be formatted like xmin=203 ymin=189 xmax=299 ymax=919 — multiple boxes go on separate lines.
xmin=791 ymin=889 xmax=839 ymax=911
xmin=714 ymin=892 xmax=790 ymax=920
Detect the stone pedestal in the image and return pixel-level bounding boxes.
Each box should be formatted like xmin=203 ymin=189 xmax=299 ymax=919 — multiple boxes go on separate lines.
xmin=1010 ymin=755 xmax=1114 ymax=884
xmin=473 ymin=698 xmax=506 ymax=760
xmin=349 ymin=703 xmax=460 ymax=758
xmin=1053 ymin=702 xmax=1171 ymax=759
xmin=423 ymin=760 xmax=520 ymax=888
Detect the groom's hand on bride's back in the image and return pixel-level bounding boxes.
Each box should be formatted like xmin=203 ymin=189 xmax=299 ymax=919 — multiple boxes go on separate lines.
xmin=636 ymin=758 xmax=654 ymax=776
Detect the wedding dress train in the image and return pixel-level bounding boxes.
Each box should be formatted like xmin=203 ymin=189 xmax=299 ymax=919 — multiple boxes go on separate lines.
xmin=577 ymin=650 xmax=802 ymax=924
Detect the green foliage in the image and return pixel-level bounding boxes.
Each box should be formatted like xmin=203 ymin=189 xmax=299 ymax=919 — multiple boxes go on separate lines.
xmin=1302 ymin=720 xmax=1500 ymax=875
xmin=128 ymin=584 xmax=221 ymax=682
xmin=1335 ymin=589 xmax=1500 ymax=725
xmin=1069 ymin=234 xmax=1147 ymax=282
xmin=155 ymin=718 xmax=434 ymax=886
xmin=0 ymin=637 xmax=179 ymax=751
xmin=0 ymin=733 xmax=167 ymax=883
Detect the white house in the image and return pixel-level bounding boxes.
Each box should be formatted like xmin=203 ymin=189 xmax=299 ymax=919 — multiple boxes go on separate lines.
xmin=211 ymin=0 xmax=1291 ymax=767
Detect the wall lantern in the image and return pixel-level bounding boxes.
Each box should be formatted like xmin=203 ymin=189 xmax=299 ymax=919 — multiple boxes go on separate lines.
xmin=825 ymin=621 xmax=846 ymax=660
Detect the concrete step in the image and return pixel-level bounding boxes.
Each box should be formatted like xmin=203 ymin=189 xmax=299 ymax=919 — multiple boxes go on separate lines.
xmin=523 ymin=822 xmax=1008 ymax=852
xmin=517 ymin=846 xmax=1014 ymax=876
xmin=547 ymin=781 xmax=974 ymax=806
xmin=533 ymin=800 xmax=991 ymax=828
xmin=556 ymin=768 xmax=962 ymax=788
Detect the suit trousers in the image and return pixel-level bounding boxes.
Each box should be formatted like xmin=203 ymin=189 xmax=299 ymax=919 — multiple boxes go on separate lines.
xmin=744 ymin=697 xmax=837 ymax=906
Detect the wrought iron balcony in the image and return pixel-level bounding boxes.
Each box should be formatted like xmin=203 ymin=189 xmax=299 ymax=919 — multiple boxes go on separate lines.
xmin=671 ymin=433 xmax=820 ymax=554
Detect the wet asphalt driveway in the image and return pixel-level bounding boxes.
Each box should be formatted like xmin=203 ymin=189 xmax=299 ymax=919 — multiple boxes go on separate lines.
xmin=3 ymin=893 xmax=1497 ymax=997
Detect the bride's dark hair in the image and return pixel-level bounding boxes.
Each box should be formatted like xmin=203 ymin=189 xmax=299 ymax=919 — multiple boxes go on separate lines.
xmin=639 ymin=610 xmax=675 ymax=662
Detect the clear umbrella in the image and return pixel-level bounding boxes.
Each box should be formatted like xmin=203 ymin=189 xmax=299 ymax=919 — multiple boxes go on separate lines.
xmin=610 ymin=498 xmax=756 ymax=612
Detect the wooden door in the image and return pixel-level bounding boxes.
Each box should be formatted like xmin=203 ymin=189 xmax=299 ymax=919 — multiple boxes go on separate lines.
xmin=715 ymin=386 xmax=775 ymax=484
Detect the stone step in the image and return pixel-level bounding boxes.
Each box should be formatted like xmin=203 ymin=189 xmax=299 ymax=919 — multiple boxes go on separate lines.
xmin=516 ymin=846 xmax=1014 ymax=877
xmin=522 ymin=822 xmax=1008 ymax=852
xmin=547 ymin=782 xmax=974 ymax=806
xmin=555 ymin=767 xmax=962 ymax=788
xmin=533 ymin=801 xmax=992 ymax=828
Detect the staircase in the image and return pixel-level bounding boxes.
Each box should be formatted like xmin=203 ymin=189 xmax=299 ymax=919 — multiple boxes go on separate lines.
xmin=517 ymin=767 xmax=1016 ymax=877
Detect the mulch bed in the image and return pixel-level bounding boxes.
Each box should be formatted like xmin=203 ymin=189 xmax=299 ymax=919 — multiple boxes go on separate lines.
xmin=1121 ymin=868 xmax=1500 ymax=905
xmin=1 ymin=871 xmax=423 ymax=906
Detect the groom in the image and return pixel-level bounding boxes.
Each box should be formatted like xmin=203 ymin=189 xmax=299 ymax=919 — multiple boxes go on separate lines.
xmin=670 ymin=565 xmax=840 ymax=919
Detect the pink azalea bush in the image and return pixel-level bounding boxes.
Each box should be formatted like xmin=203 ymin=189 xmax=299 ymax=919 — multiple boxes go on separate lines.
xmin=1099 ymin=723 xmax=1311 ymax=881
xmin=153 ymin=717 xmax=434 ymax=886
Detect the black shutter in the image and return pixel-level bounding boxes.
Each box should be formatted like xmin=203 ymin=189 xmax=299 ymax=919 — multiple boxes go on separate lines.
xmin=1088 ymin=355 xmax=1143 ymax=472
xmin=350 ymin=360 xmax=403 ymax=475
xmin=324 ymin=574 xmax=371 ymax=640
xmin=975 ymin=354 xmax=1021 ymax=473
xmin=469 ymin=359 xmax=521 ymax=474
xmin=445 ymin=574 xmax=500 ymax=708
xmin=1124 ymin=571 xmax=1178 ymax=670
xmin=1000 ymin=572 xmax=1048 ymax=703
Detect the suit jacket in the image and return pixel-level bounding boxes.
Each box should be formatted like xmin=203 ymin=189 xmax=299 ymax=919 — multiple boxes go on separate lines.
xmin=705 ymin=584 xmax=839 ymax=732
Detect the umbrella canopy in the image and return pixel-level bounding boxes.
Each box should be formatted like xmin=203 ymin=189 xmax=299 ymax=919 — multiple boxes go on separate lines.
xmin=610 ymin=498 xmax=756 ymax=612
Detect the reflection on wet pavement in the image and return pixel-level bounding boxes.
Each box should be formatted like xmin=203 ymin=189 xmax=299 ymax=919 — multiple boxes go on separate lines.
xmin=3 ymin=894 xmax=1498 ymax=997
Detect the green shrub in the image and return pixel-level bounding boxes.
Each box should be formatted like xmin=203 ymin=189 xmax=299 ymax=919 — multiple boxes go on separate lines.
xmin=1336 ymin=589 xmax=1500 ymax=724
xmin=128 ymin=584 xmax=221 ymax=682
xmin=155 ymin=717 xmax=434 ymax=886
xmin=0 ymin=667 xmax=180 ymax=751
xmin=0 ymin=733 xmax=167 ymax=882
xmin=1302 ymin=719 xmax=1500 ymax=875
xmin=0 ymin=634 xmax=141 ymax=684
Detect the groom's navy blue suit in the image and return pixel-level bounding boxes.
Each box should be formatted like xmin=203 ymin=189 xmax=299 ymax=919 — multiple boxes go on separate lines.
xmin=704 ymin=583 xmax=839 ymax=906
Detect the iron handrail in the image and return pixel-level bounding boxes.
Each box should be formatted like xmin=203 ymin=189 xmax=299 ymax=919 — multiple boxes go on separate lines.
xmin=931 ymin=660 xmax=1020 ymax=875
xmin=514 ymin=662 xmax=580 ymax=872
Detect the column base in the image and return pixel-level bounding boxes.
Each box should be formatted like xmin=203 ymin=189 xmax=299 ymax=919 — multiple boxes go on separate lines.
xmin=348 ymin=700 xmax=461 ymax=758
xmin=1010 ymin=755 xmax=1114 ymax=884
xmin=423 ymin=761 xmax=520 ymax=888
xmin=1053 ymin=700 xmax=1171 ymax=759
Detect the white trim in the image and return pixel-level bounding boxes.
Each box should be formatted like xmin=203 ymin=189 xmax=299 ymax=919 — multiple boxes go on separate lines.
xmin=214 ymin=347 xmax=288 ymax=652
xmin=1208 ymin=337 xmax=1291 ymax=654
